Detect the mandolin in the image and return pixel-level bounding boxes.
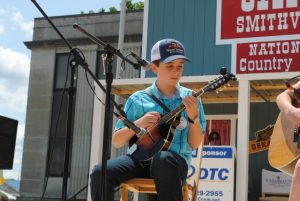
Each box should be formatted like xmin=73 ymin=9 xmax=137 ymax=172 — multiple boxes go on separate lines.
xmin=122 ymin=68 xmax=237 ymax=162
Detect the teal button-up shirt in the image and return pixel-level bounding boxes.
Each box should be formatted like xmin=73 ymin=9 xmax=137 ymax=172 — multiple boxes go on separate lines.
xmin=115 ymin=81 xmax=206 ymax=165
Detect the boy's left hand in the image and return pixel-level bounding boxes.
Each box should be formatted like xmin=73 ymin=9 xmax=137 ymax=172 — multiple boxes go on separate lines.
xmin=182 ymin=95 xmax=199 ymax=120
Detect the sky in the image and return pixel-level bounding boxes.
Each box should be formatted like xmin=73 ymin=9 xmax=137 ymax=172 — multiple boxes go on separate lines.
xmin=0 ymin=0 xmax=132 ymax=180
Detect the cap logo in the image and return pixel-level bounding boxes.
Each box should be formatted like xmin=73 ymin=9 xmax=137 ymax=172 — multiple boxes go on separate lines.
xmin=166 ymin=42 xmax=184 ymax=54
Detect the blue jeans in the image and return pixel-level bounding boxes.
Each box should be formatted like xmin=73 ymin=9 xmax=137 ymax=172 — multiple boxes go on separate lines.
xmin=90 ymin=150 xmax=188 ymax=201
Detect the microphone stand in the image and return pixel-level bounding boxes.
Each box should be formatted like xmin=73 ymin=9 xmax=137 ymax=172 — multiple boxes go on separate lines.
xmin=30 ymin=1 xmax=141 ymax=201
xmin=72 ymin=23 xmax=143 ymax=201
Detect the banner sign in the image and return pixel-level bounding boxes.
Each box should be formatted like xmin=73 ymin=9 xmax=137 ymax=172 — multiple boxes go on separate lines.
xmin=187 ymin=146 xmax=235 ymax=201
xmin=217 ymin=1 xmax=300 ymax=74
xmin=236 ymin=39 xmax=300 ymax=74
xmin=218 ymin=0 xmax=300 ymax=43
xmin=249 ymin=139 xmax=270 ymax=154
xmin=262 ymin=169 xmax=292 ymax=194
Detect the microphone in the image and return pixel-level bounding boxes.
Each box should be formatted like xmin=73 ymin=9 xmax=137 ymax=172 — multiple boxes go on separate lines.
xmin=114 ymin=112 xmax=147 ymax=138
xmin=130 ymin=52 xmax=151 ymax=71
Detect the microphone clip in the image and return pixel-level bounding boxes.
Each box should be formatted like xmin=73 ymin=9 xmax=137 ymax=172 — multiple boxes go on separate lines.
xmin=130 ymin=52 xmax=151 ymax=71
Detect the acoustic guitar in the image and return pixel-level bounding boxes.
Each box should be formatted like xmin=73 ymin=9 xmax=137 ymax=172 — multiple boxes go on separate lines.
xmin=123 ymin=68 xmax=237 ymax=162
xmin=268 ymin=100 xmax=300 ymax=176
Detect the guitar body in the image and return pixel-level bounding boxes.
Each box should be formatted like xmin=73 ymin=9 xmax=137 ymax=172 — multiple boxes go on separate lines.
xmin=130 ymin=119 xmax=177 ymax=162
xmin=268 ymin=112 xmax=300 ymax=176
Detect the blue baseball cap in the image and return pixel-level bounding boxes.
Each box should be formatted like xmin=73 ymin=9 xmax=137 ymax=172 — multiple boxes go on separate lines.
xmin=151 ymin=38 xmax=191 ymax=63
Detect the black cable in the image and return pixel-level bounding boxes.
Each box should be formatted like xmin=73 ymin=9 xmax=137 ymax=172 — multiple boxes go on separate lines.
xmin=68 ymin=185 xmax=88 ymax=201
xmin=41 ymin=52 xmax=74 ymax=201
xmin=40 ymin=49 xmax=137 ymax=200
xmin=120 ymin=53 xmax=136 ymax=73
xmin=54 ymin=53 xmax=107 ymax=201
xmin=40 ymin=49 xmax=124 ymax=201
xmin=84 ymin=68 xmax=105 ymax=106
xmin=121 ymin=59 xmax=126 ymax=71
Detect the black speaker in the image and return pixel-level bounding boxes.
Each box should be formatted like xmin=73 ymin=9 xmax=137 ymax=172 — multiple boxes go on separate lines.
xmin=0 ymin=115 xmax=18 ymax=169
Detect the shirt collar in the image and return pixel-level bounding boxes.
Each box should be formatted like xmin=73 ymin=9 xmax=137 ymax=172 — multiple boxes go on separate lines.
xmin=148 ymin=80 xmax=181 ymax=99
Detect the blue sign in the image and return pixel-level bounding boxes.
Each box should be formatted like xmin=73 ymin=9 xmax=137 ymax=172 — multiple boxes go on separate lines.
xmin=202 ymin=146 xmax=233 ymax=158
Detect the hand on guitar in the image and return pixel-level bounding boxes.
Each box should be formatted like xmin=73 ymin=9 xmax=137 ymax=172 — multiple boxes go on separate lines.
xmin=182 ymin=95 xmax=199 ymax=121
xmin=286 ymin=107 xmax=300 ymax=125
xmin=134 ymin=112 xmax=161 ymax=129
xmin=280 ymin=81 xmax=300 ymax=125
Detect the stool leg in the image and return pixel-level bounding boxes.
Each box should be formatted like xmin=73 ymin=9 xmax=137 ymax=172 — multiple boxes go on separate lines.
xmin=183 ymin=185 xmax=189 ymax=201
xmin=120 ymin=185 xmax=128 ymax=201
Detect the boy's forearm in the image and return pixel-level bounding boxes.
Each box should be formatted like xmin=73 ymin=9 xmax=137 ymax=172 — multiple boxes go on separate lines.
xmin=112 ymin=127 xmax=136 ymax=148
xmin=276 ymin=90 xmax=294 ymax=115
xmin=188 ymin=122 xmax=203 ymax=149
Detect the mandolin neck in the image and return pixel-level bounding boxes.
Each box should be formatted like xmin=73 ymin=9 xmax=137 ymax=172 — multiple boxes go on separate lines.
xmin=161 ymin=89 xmax=205 ymax=123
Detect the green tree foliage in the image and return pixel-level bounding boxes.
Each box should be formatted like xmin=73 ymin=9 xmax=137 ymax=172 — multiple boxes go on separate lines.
xmin=133 ymin=1 xmax=144 ymax=9
xmin=126 ymin=0 xmax=144 ymax=10
xmin=109 ymin=6 xmax=118 ymax=12
xmin=99 ymin=8 xmax=106 ymax=13
xmin=80 ymin=1 xmax=144 ymax=14
xmin=126 ymin=0 xmax=134 ymax=10
xmin=0 ymin=191 xmax=9 ymax=201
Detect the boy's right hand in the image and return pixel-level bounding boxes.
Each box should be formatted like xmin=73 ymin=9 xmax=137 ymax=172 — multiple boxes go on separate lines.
xmin=134 ymin=112 xmax=160 ymax=129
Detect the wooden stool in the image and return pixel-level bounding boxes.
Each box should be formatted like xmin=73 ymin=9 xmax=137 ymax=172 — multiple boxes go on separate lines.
xmin=120 ymin=178 xmax=192 ymax=201
xmin=259 ymin=193 xmax=289 ymax=201
xmin=120 ymin=142 xmax=204 ymax=201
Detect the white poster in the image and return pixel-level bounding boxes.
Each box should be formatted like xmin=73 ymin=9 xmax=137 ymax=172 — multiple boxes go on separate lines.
xmin=188 ymin=146 xmax=235 ymax=201
xmin=261 ymin=169 xmax=292 ymax=194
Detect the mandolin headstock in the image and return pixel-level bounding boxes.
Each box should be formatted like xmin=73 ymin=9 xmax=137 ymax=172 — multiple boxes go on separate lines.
xmin=204 ymin=68 xmax=237 ymax=93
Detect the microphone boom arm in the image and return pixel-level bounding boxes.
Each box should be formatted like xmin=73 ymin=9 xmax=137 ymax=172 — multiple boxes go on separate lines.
xmin=73 ymin=23 xmax=140 ymax=70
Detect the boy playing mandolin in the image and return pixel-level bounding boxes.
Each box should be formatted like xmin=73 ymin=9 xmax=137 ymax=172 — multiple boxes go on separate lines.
xmin=276 ymin=82 xmax=300 ymax=201
xmin=90 ymin=38 xmax=206 ymax=201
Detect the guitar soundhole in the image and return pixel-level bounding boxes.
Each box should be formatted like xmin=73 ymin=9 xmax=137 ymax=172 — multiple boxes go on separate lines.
xmin=293 ymin=127 xmax=300 ymax=142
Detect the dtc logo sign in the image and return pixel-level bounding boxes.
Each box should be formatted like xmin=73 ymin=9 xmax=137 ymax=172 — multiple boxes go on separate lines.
xmin=217 ymin=0 xmax=300 ymax=43
xmin=200 ymin=168 xmax=229 ymax=181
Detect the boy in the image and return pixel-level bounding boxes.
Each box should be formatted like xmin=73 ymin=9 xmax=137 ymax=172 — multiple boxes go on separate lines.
xmin=90 ymin=38 xmax=206 ymax=201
